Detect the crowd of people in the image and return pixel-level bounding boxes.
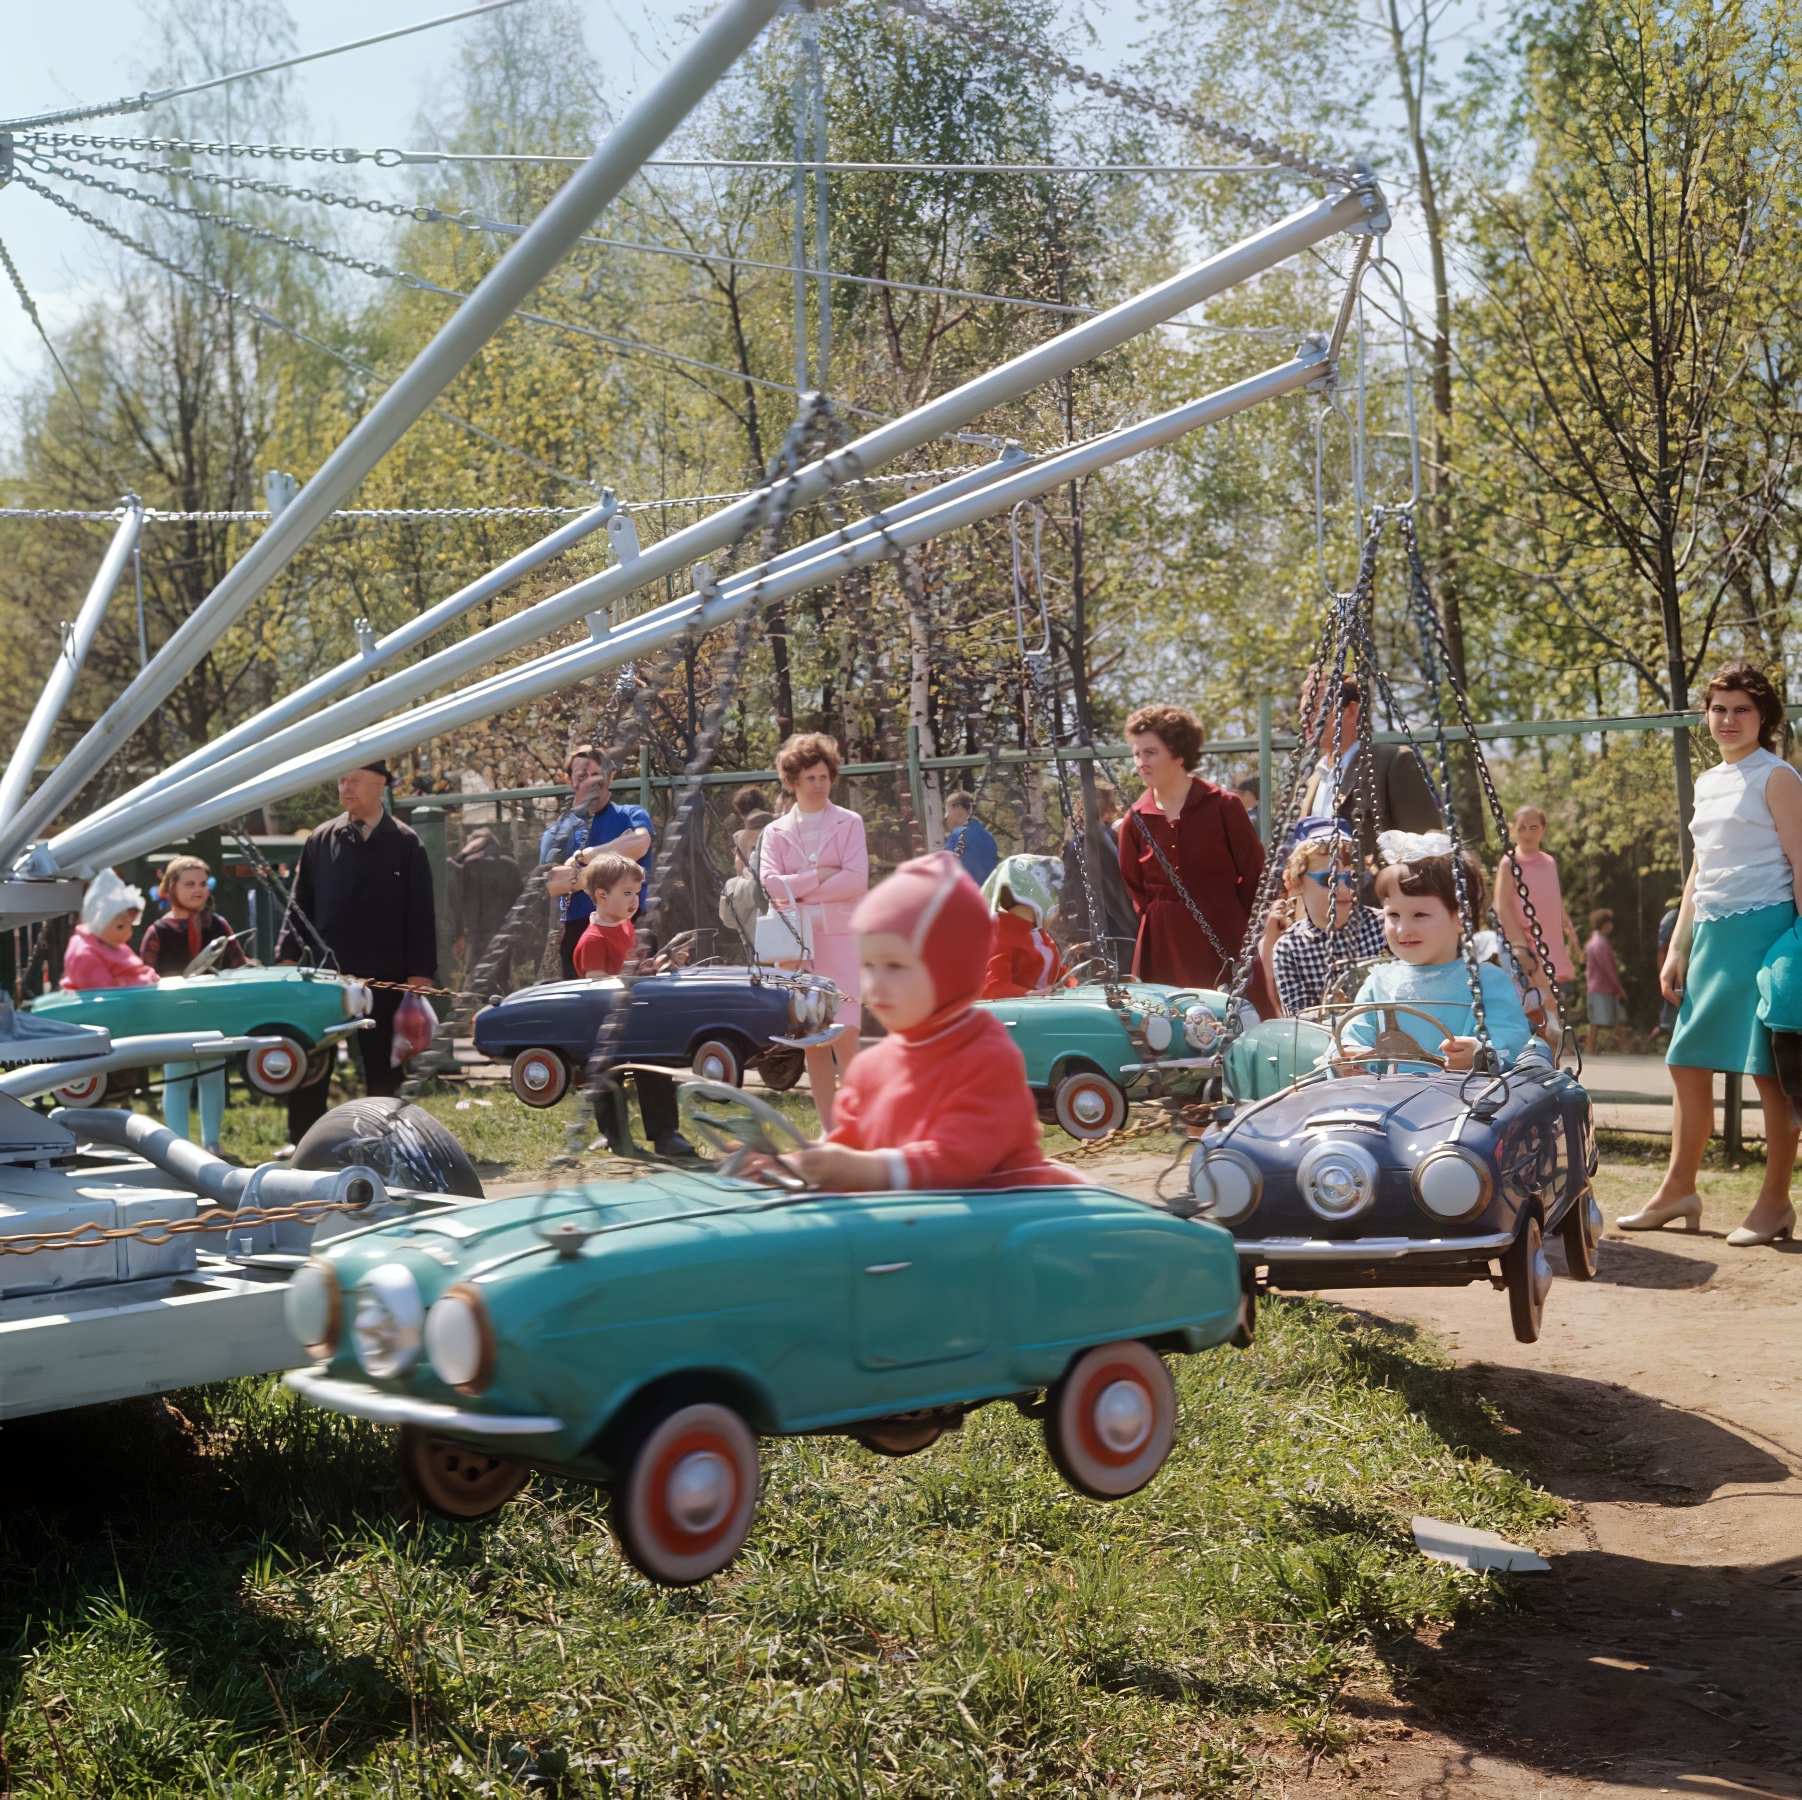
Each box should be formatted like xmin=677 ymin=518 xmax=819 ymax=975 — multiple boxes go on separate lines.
xmin=51 ymin=658 xmax=1802 ymax=1244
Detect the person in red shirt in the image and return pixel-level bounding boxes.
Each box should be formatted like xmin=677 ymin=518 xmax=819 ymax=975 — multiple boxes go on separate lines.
xmin=781 ymin=852 xmax=1082 ymax=1190
xmin=981 ymin=855 xmax=1066 ymax=999
xmin=573 ymin=855 xmax=692 ymax=1157
xmin=1119 ymin=704 xmax=1274 ymax=1015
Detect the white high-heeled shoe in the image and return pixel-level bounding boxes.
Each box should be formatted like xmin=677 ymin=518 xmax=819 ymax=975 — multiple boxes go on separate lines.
xmin=1617 ymin=1192 xmax=1702 ymax=1232
xmin=1726 ymin=1203 xmax=1796 ymax=1248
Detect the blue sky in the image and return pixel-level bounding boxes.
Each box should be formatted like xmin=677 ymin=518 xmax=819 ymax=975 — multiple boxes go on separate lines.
xmin=0 ymin=1 xmax=1456 ymax=399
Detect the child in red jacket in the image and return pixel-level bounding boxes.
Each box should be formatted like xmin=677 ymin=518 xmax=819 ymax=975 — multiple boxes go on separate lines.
xmin=784 ymin=852 xmax=1081 ymax=1190
xmin=980 ymin=855 xmax=1065 ymax=999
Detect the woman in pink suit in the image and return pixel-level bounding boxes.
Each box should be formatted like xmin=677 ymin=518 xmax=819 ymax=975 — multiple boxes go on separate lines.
xmin=759 ymin=733 xmax=869 ymax=1127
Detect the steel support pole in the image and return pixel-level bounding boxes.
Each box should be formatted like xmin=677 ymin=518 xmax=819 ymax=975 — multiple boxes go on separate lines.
xmin=0 ymin=500 xmax=142 ymax=827
xmin=46 ymin=187 xmax=1381 ymax=871
xmin=0 ymin=0 xmax=786 ymax=871
xmin=80 ymin=352 xmax=1328 ymax=867
xmin=810 ymin=14 xmax=829 ymax=391
xmin=72 ymin=497 xmax=617 ymax=841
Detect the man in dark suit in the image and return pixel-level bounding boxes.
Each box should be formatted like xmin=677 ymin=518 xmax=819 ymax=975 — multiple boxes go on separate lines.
xmin=1299 ymin=675 xmax=1443 ymax=841
xmin=275 ymin=760 xmax=437 ymax=1145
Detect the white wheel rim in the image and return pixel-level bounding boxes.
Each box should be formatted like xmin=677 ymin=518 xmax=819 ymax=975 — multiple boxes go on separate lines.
xmin=1094 ymin=1379 xmax=1153 ymax=1455
xmin=667 ymin=1451 xmax=733 ymax=1535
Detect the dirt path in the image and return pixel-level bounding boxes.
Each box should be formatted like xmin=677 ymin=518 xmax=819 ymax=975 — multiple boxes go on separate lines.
xmin=1088 ymin=1153 xmax=1802 ymax=1799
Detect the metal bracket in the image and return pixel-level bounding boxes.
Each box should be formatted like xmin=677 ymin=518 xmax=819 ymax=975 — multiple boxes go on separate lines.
xmin=263 ymin=469 xmax=299 ymax=516
xmin=691 ymin=561 xmax=719 ymax=600
xmin=1343 ymin=164 xmax=1392 ymax=236
xmin=0 ymin=133 xmax=13 ymax=190
xmin=354 ymin=618 xmax=377 ymax=657
xmin=607 ymin=510 xmax=641 ymax=567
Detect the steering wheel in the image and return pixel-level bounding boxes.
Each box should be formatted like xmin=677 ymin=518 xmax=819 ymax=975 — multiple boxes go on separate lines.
xmin=182 ymin=934 xmax=238 ymax=978
xmin=1327 ymin=1002 xmax=1455 ymax=1072
xmin=1060 ymin=957 xmax=1112 ymax=987
xmin=678 ymin=1078 xmax=815 ymax=1188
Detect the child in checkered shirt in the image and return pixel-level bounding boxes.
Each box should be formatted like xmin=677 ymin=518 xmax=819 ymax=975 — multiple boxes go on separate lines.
xmin=1271 ymin=820 xmax=1388 ymax=1015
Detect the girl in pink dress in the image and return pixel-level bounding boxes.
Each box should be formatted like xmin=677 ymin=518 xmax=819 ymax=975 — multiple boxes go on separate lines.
xmin=1492 ymin=804 xmax=1586 ymax=1005
xmin=759 ymin=733 xmax=869 ymax=1128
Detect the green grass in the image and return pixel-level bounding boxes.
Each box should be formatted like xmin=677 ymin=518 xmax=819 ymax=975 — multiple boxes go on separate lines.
xmin=0 ymin=1300 xmax=1557 ymax=1797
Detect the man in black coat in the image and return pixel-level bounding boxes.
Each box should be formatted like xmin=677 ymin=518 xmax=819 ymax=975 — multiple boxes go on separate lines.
xmin=275 ymin=761 xmax=438 ymax=1143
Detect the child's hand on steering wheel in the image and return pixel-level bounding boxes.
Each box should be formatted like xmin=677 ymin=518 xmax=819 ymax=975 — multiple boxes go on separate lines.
xmin=1440 ymin=1035 xmax=1479 ymax=1071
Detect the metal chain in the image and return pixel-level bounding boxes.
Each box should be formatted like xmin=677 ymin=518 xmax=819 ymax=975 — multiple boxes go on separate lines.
xmin=1215 ymin=588 xmax=1362 ymax=1017
xmin=0 ymin=1190 xmax=379 ymax=1259
xmin=580 ymin=398 xmax=847 ymax=1130
xmin=7 ymin=169 xmax=604 ymax=496
xmin=1396 ymin=511 xmax=1574 ymax=1057
xmin=1125 ymin=807 xmax=1237 ymax=971
xmin=37 ymin=141 xmax=467 ymax=224
xmin=21 ymin=132 xmax=387 ymax=164
xmin=0 ymin=504 xmax=594 ymax=522
xmin=877 ymin=0 xmax=1357 ymax=186
xmin=19 ymin=150 xmax=455 ymax=291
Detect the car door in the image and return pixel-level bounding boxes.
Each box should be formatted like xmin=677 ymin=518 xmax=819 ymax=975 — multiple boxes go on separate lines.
xmin=848 ymin=1196 xmax=998 ymax=1373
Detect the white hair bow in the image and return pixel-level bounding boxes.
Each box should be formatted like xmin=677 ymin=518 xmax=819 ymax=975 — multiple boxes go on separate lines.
xmin=1377 ymin=829 xmax=1453 ymax=866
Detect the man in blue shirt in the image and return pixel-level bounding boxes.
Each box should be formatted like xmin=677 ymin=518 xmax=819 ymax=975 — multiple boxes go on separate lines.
xmin=943 ymin=789 xmax=999 ymax=885
xmin=542 ymin=746 xmax=654 ymax=978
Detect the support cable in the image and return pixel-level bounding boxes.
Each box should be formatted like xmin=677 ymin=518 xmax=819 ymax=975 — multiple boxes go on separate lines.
xmin=9 ymin=169 xmax=606 ymax=495
xmin=0 ymin=0 xmax=532 ymax=133
xmin=21 ymin=134 xmax=1305 ymax=177
xmin=0 ymin=463 xmax=994 ymax=524
xmin=21 ymin=152 xmax=889 ymax=417
xmin=34 ymin=142 xmax=1314 ymax=338
xmin=874 ymin=0 xmax=1357 ymax=187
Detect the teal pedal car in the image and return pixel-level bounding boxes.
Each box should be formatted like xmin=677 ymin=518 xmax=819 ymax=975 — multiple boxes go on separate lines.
xmin=33 ymin=964 xmax=373 ymax=1103
xmin=978 ymin=981 xmax=1255 ymax=1139
xmin=284 ymin=1083 xmax=1246 ymax=1585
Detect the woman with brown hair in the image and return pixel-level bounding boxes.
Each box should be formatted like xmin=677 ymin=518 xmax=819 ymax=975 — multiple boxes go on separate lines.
xmin=1624 ymin=662 xmax=1802 ymax=1244
xmin=758 ymin=733 xmax=869 ymax=1126
xmin=1118 ymin=704 xmax=1274 ymax=1015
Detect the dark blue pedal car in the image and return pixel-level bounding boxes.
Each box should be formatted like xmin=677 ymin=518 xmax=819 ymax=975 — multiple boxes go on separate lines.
xmin=475 ymin=968 xmax=838 ymax=1105
xmin=1191 ymin=1005 xmax=1598 ymax=1345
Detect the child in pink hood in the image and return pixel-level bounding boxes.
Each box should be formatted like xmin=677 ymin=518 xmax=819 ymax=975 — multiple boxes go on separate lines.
xmin=62 ymin=869 xmax=156 ymax=991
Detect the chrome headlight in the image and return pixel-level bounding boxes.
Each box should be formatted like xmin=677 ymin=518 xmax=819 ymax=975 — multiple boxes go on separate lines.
xmin=1190 ymin=1146 xmax=1262 ymax=1224
xmin=1184 ymin=1003 xmax=1222 ymax=1053
xmin=1297 ymin=1138 xmax=1380 ymax=1222
xmin=286 ymin=1258 xmax=342 ymax=1362
xmin=425 ymin=1282 xmax=495 ymax=1394
xmin=352 ymin=1262 xmax=425 ymax=1379
xmin=342 ymin=979 xmax=373 ymax=1018
xmin=788 ymin=983 xmax=829 ymax=1032
xmin=1412 ymin=1145 xmax=1493 ymax=1223
xmin=1139 ymin=1011 xmax=1173 ymax=1055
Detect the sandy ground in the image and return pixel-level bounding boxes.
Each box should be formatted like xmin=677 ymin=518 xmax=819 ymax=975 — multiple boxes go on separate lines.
xmin=1082 ymin=1152 xmax=1802 ymax=1800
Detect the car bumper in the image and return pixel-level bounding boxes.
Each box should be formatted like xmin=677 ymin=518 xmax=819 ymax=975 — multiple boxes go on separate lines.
xmin=284 ymin=1368 xmax=564 ymax=1436
xmin=1234 ymin=1229 xmax=1516 ymax=1262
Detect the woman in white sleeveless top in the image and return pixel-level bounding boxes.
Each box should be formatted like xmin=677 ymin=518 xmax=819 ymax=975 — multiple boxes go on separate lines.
xmin=1624 ymin=663 xmax=1802 ymax=1245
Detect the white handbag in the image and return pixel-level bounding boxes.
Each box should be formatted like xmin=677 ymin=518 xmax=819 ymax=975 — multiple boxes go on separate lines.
xmin=754 ymin=907 xmax=812 ymax=963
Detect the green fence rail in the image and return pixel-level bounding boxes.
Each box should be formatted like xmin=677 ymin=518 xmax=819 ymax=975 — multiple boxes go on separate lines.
xmin=390 ymin=704 xmax=1737 ymax=850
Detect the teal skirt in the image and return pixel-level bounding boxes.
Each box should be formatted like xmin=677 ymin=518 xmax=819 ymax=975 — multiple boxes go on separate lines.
xmin=1667 ymin=901 xmax=1797 ymax=1076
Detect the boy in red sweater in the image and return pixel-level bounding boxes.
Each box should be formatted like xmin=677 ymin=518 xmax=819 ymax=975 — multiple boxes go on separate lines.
xmin=785 ymin=852 xmax=1081 ymax=1190
xmin=573 ymin=855 xmax=687 ymax=976
xmin=573 ymin=854 xmax=692 ymax=1158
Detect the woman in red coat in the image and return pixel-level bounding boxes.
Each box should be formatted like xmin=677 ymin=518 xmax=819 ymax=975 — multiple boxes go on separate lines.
xmin=1119 ymin=704 xmax=1274 ymax=1016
